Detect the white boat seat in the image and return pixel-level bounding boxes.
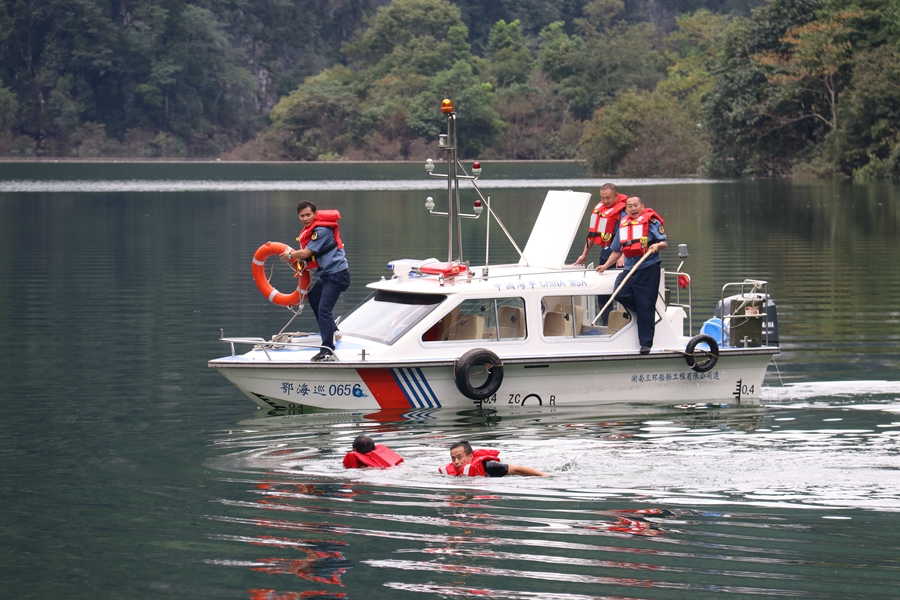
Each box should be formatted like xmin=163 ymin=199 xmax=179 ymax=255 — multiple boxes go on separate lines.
xmin=497 ymin=306 xmax=525 ymax=339
xmin=454 ymin=315 xmax=485 ymax=340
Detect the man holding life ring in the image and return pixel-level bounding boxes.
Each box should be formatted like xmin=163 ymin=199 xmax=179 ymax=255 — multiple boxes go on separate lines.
xmin=282 ymin=201 xmax=350 ymax=362
xmin=573 ymin=182 xmax=628 ymax=268
xmin=438 ymin=440 xmax=547 ymax=477
xmin=597 ymin=196 xmax=667 ymax=355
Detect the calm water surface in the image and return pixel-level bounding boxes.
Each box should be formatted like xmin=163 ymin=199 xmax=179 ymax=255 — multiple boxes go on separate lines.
xmin=1 ymin=163 xmax=899 ymax=599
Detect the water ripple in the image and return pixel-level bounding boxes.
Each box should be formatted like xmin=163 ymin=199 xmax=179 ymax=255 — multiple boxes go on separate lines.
xmin=364 ymin=558 xmax=806 ymax=595
xmin=0 ymin=177 xmax=720 ymax=193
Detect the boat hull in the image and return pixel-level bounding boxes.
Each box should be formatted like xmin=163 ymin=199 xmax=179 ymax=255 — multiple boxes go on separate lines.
xmin=210 ymin=349 xmax=775 ymax=413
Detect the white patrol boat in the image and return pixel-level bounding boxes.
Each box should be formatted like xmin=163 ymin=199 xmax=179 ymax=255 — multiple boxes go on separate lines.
xmin=209 ymin=100 xmax=779 ymax=414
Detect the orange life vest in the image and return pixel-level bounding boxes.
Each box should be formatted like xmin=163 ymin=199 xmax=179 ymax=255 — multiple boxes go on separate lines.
xmin=588 ymin=193 xmax=628 ymax=247
xmin=438 ymin=448 xmax=500 ymax=476
xmin=342 ymin=445 xmax=404 ymax=469
xmin=297 ymin=210 xmax=343 ymax=270
xmin=618 ymin=208 xmax=664 ymax=258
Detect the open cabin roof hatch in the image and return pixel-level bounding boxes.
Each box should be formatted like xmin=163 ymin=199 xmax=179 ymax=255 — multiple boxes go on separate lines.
xmin=518 ymin=190 xmax=591 ymax=270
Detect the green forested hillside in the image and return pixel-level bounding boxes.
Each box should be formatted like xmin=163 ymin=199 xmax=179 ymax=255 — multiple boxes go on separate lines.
xmin=0 ymin=0 xmax=386 ymax=157
xmin=1 ymin=0 xmax=898 ymax=180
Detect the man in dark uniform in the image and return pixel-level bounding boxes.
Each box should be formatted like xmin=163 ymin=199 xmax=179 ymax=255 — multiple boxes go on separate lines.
xmin=597 ymin=196 xmax=667 ymax=354
xmin=282 ymin=201 xmax=350 ymax=362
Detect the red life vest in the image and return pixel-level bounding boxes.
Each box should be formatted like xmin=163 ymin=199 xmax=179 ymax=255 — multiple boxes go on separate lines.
xmin=618 ymin=208 xmax=664 ymax=258
xmin=297 ymin=210 xmax=343 ymax=270
xmin=438 ymin=448 xmax=500 ymax=476
xmin=342 ymin=444 xmax=404 ymax=469
xmin=588 ymin=193 xmax=627 ymax=247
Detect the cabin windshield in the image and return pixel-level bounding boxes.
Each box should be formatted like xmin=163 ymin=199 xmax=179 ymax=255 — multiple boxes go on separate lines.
xmin=338 ymin=291 xmax=446 ymax=345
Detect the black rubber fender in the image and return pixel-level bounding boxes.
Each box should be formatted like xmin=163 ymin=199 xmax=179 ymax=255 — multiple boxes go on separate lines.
xmin=454 ymin=348 xmax=504 ymax=400
xmin=684 ymin=334 xmax=719 ymax=373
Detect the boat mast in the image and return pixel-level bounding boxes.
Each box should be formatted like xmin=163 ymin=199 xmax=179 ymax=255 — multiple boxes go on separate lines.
xmin=427 ymin=99 xmax=524 ymax=267
xmin=426 ymin=99 xmax=466 ymax=263
xmin=446 ymin=108 xmax=460 ymax=262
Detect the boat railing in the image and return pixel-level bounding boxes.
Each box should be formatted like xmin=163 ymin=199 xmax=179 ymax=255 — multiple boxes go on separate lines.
xmin=217 ymin=330 xmax=332 ymax=361
xmin=395 ymin=262 xmax=620 ymax=284
xmin=664 ymin=270 xmax=693 ymax=336
xmin=716 ymin=279 xmax=772 ymax=349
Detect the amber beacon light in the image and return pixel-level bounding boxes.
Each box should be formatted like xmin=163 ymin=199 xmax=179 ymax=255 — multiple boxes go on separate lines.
xmin=441 ymin=99 xmax=454 ymax=114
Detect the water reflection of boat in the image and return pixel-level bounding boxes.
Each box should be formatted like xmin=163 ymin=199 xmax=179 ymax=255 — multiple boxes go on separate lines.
xmin=210 ymin=101 xmax=778 ymax=414
xmin=234 ymin=404 xmax=766 ymax=429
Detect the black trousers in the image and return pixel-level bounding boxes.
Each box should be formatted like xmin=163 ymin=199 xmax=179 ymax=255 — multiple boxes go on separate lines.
xmin=308 ymin=268 xmax=350 ymax=351
xmin=614 ymin=263 xmax=660 ymax=348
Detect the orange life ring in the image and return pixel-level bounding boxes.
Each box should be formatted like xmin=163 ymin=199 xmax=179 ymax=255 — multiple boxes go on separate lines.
xmin=252 ymin=241 xmax=311 ymax=307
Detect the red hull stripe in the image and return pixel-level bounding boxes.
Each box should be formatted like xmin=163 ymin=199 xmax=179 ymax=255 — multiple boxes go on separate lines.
xmin=356 ymin=369 xmax=411 ymax=409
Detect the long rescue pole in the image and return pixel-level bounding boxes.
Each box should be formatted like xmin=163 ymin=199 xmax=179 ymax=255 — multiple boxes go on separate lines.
xmin=591 ymin=251 xmax=655 ymax=326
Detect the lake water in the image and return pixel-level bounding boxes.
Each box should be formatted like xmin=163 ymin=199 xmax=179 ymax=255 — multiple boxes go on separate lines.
xmin=1 ymin=162 xmax=899 ymax=599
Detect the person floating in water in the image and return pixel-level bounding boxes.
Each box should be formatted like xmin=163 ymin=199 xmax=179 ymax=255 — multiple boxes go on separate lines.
xmin=438 ymin=440 xmax=547 ymax=477
xmin=342 ymin=435 xmax=404 ymax=469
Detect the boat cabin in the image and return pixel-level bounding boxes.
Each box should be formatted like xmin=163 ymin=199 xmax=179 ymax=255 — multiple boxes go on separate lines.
xmin=335 ymin=190 xmax=689 ymax=358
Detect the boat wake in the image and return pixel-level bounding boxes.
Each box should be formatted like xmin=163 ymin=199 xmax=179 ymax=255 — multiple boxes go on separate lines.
xmin=761 ymin=379 xmax=900 ymax=407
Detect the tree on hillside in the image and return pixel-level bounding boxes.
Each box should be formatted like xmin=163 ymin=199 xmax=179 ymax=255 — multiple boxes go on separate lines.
xmin=451 ymin=0 xmax=592 ymax=48
xmin=218 ymin=0 xmax=388 ymax=103
xmin=753 ymin=9 xmax=861 ymax=134
xmin=578 ymin=9 xmax=731 ymax=176
xmin=451 ymin=0 xmax=764 ymax=47
xmin=0 ymin=0 xmax=262 ymax=156
xmin=537 ymin=0 xmax=666 ymax=121
xmin=0 ymin=0 xmax=388 ymax=157
xmin=703 ymin=0 xmax=900 ymax=178
xmin=487 ymin=20 xmax=533 ymax=87
xmin=580 ymin=89 xmax=704 ymax=175
xmin=701 ymin=0 xmax=824 ymax=177
xmin=343 ymin=0 xmax=466 ymax=73
xmin=238 ymin=0 xmax=504 ymax=160
xmin=406 ymin=60 xmax=506 ymax=157
xmin=658 ymin=9 xmax=733 ymax=116
xmin=833 ymin=44 xmax=900 ymax=180
xmin=618 ymin=0 xmax=764 ymax=30
xmin=813 ymin=0 xmax=900 ymax=180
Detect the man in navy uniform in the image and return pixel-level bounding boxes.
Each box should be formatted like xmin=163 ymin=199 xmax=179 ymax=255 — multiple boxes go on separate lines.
xmin=282 ymin=201 xmax=350 ymax=362
xmin=597 ymin=196 xmax=667 ymax=354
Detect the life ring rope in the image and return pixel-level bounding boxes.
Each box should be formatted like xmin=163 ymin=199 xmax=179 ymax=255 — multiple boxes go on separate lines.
xmin=252 ymin=241 xmax=312 ymax=308
xmin=683 ymin=334 xmax=719 ymax=372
